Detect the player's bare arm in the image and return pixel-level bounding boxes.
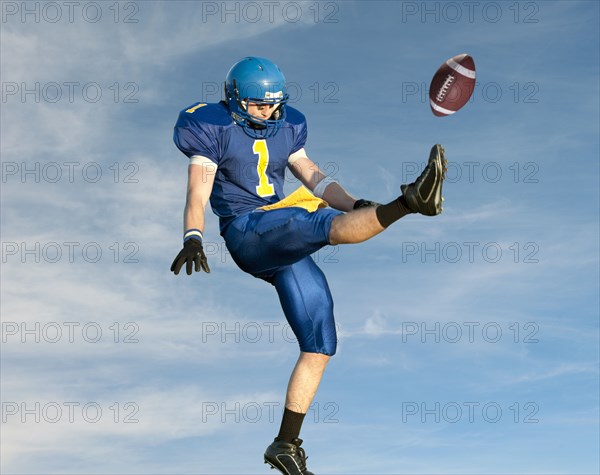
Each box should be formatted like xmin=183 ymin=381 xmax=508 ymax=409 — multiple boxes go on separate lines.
xmin=170 ymin=162 xmax=215 ymax=275
xmin=288 ymin=155 xmax=356 ymax=212
xmin=183 ymin=162 xmax=216 ymax=233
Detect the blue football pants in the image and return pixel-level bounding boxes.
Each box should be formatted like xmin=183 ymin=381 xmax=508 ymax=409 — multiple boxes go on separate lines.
xmin=222 ymin=207 xmax=342 ymax=356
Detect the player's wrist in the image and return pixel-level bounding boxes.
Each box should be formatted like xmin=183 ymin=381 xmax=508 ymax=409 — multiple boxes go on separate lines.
xmin=183 ymin=228 xmax=203 ymax=244
xmin=313 ymin=176 xmax=338 ymax=198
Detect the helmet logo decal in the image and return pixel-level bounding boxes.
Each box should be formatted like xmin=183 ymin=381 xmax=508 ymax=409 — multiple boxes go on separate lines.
xmin=264 ymin=91 xmax=283 ymax=100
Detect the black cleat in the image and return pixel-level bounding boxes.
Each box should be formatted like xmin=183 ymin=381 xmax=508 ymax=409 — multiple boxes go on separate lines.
xmin=264 ymin=437 xmax=315 ymax=475
xmin=401 ymin=144 xmax=448 ymax=216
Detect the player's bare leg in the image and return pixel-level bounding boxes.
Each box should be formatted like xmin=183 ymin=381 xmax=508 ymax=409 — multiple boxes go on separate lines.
xmin=284 ymin=352 xmax=330 ymax=413
xmin=330 ymin=144 xmax=447 ymax=245
xmin=329 ymin=207 xmax=385 ymax=244
xmin=265 ymin=352 xmax=327 ymax=475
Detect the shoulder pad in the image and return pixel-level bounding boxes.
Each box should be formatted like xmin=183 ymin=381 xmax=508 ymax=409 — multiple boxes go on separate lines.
xmin=178 ymin=101 xmax=233 ymax=127
xmin=284 ymin=105 xmax=306 ymax=126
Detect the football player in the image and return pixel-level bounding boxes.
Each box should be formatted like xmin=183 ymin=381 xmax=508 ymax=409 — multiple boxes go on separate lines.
xmin=171 ymin=56 xmax=447 ymax=475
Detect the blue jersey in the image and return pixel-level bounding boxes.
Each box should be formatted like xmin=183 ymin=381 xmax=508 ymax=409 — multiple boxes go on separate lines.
xmin=173 ymin=101 xmax=307 ymax=232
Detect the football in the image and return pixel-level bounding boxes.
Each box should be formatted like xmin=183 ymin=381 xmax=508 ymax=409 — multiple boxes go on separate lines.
xmin=429 ymin=53 xmax=476 ymax=117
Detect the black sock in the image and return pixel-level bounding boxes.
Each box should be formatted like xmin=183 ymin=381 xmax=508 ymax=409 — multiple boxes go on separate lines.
xmin=277 ymin=408 xmax=306 ymax=443
xmin=375 ymin=195 xmax=414 ymax=228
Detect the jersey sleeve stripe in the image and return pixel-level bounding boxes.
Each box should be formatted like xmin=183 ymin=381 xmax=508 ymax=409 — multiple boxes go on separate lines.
xmin=190 ymin=154 xmax=219 ymax=169
xmin=288 ymin=147 xmax=307 ymax=165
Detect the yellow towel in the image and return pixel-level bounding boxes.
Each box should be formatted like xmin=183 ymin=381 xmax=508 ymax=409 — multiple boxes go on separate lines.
xmin=258 ymin=186 xmax=328 ymax=212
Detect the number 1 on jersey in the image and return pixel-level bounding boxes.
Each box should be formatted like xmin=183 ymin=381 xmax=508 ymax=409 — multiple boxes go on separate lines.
xmin=253 ymin=140 xmax=275 ymax=197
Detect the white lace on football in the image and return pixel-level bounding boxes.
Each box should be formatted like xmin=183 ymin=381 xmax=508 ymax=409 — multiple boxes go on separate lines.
xmin=436 ymin=74 xmax=455 ymax=102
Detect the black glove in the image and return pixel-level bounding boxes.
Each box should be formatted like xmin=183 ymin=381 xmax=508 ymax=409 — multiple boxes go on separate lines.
xmin=170 ymin=238 xmax=210 ymax=275
xmin=353 ymin=199 xmax=381 ymax=210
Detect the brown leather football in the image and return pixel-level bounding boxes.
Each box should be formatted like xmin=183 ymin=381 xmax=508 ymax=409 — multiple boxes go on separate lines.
xmin=429 ymin=54 xmax=476 ymax=117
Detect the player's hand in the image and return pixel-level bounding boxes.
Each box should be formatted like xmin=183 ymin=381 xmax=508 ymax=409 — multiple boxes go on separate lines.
xmin=170 ymin=238 xmax=210 ymax=275
xmin=353 ymin=199 xmax=381 ymax=210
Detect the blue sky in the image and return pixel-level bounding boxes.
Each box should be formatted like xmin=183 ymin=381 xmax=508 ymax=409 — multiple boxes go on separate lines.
xmin=1 ymin=1 xmax=598 ymax=474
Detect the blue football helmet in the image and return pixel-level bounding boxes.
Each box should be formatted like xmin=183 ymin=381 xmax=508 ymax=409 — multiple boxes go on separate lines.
xmin=224 ymin=57 xmax=289 ymax=138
